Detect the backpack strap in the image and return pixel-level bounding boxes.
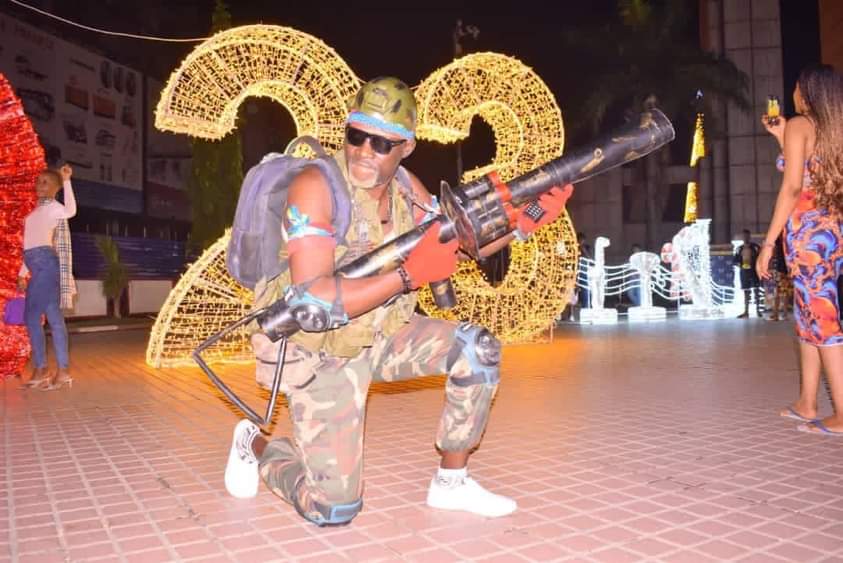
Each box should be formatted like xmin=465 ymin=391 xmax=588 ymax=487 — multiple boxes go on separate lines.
xmin=394 ymin=165 xmax=418 ymax=218
xmin=394 ymin=165 xmax=439 ymax=222
xmin=307 ymin=155 xmax=352 ymax=246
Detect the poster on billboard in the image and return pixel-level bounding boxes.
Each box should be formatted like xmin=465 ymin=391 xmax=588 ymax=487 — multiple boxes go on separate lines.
xmin=0 ymin=14 xmax=59 ymax=159
xmin=146 ymin=78 xmax=191 ymax=221
xmin=146 ymin=78 xmax=190 ymax=191
xmin=0 ymin=13 xmax=142 ymax=192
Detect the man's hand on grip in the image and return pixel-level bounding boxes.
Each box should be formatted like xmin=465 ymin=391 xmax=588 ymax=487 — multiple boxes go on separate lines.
xmin=403 ymin=222 xmax=459 ymax=289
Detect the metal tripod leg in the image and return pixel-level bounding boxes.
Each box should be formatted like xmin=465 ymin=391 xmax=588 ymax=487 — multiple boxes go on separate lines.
xmin=192 ymin=308 xmax=287 ymax=427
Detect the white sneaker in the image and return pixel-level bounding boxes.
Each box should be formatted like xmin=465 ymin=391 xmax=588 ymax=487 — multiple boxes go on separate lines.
xmin=426 ymin=475 xmax=517 ymax=517
xmin=224 ymin=419 xmax=261 ymax=499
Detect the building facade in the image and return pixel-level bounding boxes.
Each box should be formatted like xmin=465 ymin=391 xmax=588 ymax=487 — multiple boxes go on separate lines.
xmin=567 ymin=0 xmax=786 ymax=262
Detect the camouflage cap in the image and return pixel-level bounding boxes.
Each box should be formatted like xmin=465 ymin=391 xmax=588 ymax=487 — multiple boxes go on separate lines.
xmin=347 ymin=77 xmax=417 ymax=140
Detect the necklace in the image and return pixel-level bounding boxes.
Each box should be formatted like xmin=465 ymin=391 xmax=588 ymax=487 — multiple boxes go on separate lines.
xmin=380 ymin=187 xmax=393 ymax=225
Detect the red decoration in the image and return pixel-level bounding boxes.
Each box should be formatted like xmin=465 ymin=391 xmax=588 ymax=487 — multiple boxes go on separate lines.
xmin=0 ymin=73 xmax=42 ymax=379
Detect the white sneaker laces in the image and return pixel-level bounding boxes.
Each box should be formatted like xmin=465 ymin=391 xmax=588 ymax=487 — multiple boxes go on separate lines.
xmin=236 ymin=423 xmax=260 ymax=463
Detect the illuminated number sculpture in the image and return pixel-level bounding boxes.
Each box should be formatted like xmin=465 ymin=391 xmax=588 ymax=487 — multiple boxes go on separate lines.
xmin=146 ymin=231 xmax=254 ymax=367
xmin=147 ymin=27 xmax=578 ymax=367
xmin=154 ymin=24 xmax=361 ymax=146
xmin=147 ymin=25 xmax=362 ymax=367
xmin=414 ymin=53 xmax=578 ymax=343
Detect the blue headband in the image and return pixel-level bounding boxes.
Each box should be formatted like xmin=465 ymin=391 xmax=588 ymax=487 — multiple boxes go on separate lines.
xmin=347 ymin=111 xmax=415 ymax=140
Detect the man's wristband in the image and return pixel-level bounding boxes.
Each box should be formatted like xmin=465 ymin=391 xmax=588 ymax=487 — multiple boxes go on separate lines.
xmin=396 ymin=265 xmax=413 ymax=293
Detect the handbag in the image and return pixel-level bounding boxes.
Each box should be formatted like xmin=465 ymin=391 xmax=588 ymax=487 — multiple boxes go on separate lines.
xmin=3 ymin=297 xmax=25 ymax=326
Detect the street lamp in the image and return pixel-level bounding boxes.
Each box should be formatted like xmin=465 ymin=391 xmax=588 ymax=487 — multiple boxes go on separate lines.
xmin=453 ymin=19 xmax=479 ymax=57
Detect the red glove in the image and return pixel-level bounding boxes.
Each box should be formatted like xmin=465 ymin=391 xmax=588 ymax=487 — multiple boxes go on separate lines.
xmin=516 ymin=184 xmax=574 ymax=238
xmin=402 ymin=222 xmax=459 ymax=289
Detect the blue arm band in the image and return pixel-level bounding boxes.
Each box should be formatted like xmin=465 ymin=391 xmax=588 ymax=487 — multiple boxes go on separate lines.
xmin=286 ymin=205 xmax=334 ymax=240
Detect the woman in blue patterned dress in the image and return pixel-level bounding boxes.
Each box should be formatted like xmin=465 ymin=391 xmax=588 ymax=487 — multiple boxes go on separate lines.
xmin=757 ymin=64 xmax=843 ymax=436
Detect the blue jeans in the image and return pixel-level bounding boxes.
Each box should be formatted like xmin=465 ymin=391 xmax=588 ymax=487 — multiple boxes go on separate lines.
xmin=24 ymin=246 xmax=69 ymax=369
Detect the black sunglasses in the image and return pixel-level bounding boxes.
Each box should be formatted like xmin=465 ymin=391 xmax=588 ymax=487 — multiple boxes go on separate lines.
xmin=345 ymin=126 xmax=407 ymax=155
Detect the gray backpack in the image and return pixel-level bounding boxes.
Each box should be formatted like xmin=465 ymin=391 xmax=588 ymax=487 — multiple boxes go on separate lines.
xmin=226 ymin=137 xmax=353 ymax=289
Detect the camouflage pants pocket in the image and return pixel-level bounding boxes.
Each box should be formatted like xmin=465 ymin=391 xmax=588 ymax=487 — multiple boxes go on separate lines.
xmin=251 ymin=334 xmax=320 ymax=392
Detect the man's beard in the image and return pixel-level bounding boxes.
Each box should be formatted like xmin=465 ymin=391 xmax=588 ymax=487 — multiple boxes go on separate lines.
xmin=347 ymin=157 xmax=395 ymax=189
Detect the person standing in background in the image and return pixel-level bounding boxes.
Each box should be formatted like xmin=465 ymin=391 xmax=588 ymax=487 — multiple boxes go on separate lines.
xmin=734 ymin=228 xmax=761 ymax=319
xmin=18 ymin=164 xmax=75 ymax=391
xmin=627 ymin=243 xmax=643 ymax=307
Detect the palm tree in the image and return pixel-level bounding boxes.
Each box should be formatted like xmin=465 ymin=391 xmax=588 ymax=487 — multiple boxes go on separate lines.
xmin=96 ymin=235 xmax=129 ymax=319
xmin=562 ymin=0 xmax=751 ymax=249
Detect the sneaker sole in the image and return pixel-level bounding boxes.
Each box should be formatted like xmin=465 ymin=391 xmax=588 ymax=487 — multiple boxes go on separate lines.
xmin=426 ymin=497 xmax=517 ymax=518
xmin=426 ymin=488 xmax=517 ymax=518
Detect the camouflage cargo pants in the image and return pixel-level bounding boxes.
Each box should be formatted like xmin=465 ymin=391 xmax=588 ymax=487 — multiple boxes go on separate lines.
xmin=252 ymin=314 xmax=499 ymax=524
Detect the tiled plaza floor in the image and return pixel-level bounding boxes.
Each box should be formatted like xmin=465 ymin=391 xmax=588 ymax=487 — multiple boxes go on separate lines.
xmin=2 ymin=318 xmax=842 ymax=562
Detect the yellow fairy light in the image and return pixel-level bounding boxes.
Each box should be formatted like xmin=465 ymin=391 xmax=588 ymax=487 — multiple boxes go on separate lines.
xmin=415 ymin=53 xmax=578 ymax=343
xmin=147 ymin=230 xmax=253 ymax=367
xmin=154 ymin=24 xmax=361 ymax=147
xmin=147 ymin=29 xmax=579 ymax=366
xmin=415 ymin=52 xmax=565 ymax=182
xmin=684 ymin=112 xmax=705 ymax=223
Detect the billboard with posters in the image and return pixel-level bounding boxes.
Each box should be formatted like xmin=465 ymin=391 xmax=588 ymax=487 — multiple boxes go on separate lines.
xmin=0 ymin=12 xmax=142 ymax=197
xmin=146 ymin=78 xmax=191 ymax=221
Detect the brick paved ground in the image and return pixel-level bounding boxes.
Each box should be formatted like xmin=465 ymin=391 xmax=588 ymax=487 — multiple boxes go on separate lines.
xmin=2 ymin=318 xmax=842 ymax=562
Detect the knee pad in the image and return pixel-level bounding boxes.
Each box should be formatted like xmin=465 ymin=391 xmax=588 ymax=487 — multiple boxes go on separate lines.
xmin=447 ymin=323 xmax=501 ymax=387
xmin=295 ymin=497 xmax=363 ymax=526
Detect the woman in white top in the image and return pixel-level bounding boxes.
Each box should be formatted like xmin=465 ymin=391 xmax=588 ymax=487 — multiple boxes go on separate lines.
xmin=18 ymin=164 xmax=75 ymax=390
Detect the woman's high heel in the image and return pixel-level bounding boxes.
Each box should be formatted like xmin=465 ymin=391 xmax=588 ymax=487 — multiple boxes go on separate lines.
xmin=21 ymin=368 xmax=51 ymax=390
xmin=42 ymin=370 xmax=73 ymax=391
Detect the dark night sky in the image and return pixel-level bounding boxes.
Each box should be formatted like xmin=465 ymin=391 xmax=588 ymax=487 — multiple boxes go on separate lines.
xmin=780 ymin=0 xmax=821 ymax=114
xmin=1 ymin=0 xmax=824 ymax=188
xmin=4 ymin=1 xmax=619 ymax=93
xmin=1 ymin=0 xmax=619 ymax=186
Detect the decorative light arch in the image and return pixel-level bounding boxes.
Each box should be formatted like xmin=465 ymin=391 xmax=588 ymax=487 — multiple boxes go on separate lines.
xmin=147 ymin=28 xmax=578 ymax=366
